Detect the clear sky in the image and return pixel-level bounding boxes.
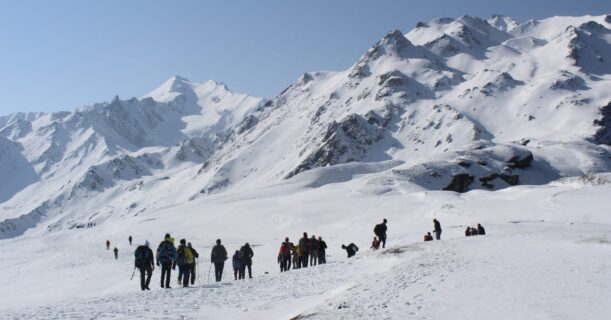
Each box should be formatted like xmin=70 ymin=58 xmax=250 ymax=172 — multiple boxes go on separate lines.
xmin=0 ymin=0 xmax=609 ymax=116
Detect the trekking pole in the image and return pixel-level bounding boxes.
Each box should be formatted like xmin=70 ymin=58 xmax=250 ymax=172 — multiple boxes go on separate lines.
xmin=130 ymin=267 xmax=136 ymax=280
xmin=196 ymin=258 xmax=201 ymax=286
xmin=207 ymin=262 xmax=212 ymax=283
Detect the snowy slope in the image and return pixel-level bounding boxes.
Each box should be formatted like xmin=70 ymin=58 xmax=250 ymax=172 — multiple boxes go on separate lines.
xmin=0 ymin=14 xmax=610 ymax=319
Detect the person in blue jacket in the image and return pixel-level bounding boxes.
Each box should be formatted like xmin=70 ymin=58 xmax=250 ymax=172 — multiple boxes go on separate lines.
xmin=156 ymin=233 xmax=177 ymax=289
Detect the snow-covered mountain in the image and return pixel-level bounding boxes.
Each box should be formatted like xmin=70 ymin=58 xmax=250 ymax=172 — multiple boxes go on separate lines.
xmin=1 ymin=14 xmax=610 ymax=240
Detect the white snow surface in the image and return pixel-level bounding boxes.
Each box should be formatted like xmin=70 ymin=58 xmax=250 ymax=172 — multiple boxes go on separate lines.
xmin=0 ymin=13 xmax=611 ymax=319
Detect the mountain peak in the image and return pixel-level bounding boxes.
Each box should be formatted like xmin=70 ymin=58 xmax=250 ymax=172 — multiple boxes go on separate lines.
xmin=487 ymin=15 xmax=519 ymax=32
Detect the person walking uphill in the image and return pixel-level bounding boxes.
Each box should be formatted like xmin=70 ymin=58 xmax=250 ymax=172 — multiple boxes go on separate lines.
xmin=232 ymin=250 xmax=242 ymax=280
xmin=239 ymin=243 xmax=254 ymax=279
xmin=176 ymin=239 xmax=195 ymax=287
xmin=113 ymin=247 xmax=119 ymax=259
xmin=211 ymin=239 xmax=228 ymax=282
xmin=433 ymin=219 xmax=442 ymax=240
xmin=157 ymin=234 xmax=177 ymax=289
xmin=134 ymin=240 xmax=154 ymax=290
xmin=129 ymin=235 xmax=132 ymax=245
xmin=317 ymin=236 xmax=327 ymax=264
xmin=299 ymin=233 xmax=310 ymax=268
xmin=188 ymin=242 xmax=199 ymax=285
xmin=278 ymin=238 xmax=292 ymax=272
xmin=374 ymin=219 xmax=388 ymax=248
xmin=106 ymin=240 xmax=110 ymax=250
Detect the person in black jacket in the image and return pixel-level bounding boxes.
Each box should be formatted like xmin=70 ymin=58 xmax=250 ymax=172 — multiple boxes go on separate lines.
xmin=239 ymin=243 xmax=254 ymax=279
xmin=433 ymin=219 xmax=442 ymax=240
xmin=465 ymin=227 xmax=471 ymax=237
xmin=188 ymin=242 xmax=199 ymax=285
xmin=317 ymin=236 xmax=327 ymax=264
xmin=232 ymin=250 xmax=243 ymax=280
xmin=374 ymin=219 xmax=388 ymax=248
xmin=211 ymin=239 xmax=228 ymax=282
xmin=341 ymin=243 xmax=359 ymax=258
xmin=477 ymin=223 xmax=486 ymax=235
xmin=134 ymin=240 xmax=154 ymax=290
xmin=129 ymin=235 xmax=133 ymax=245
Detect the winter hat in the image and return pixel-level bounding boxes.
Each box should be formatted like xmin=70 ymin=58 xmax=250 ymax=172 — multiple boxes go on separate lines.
xmin=165 ymin=233 xmax=171 ymax=239
xmin=180 ymin=238 xmax=186 ymax=245
xmin=216 ymin=239 xmax=221 ymax=245
xmin=383 ymin=218 xmax=387 ymax=223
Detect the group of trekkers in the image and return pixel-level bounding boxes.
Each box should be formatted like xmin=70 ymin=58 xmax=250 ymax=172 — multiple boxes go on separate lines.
xmin=465 ymin=224 xmax=486 ymax=237
xmin=116 ymin=217 xmax=487 ymax=290
xmin=276 ymin=232 xmax=328 ymax=272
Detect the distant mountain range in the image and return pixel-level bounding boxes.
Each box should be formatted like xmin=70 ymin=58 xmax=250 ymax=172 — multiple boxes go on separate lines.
xmin=1 ymin=14 xmax=610 ymax=239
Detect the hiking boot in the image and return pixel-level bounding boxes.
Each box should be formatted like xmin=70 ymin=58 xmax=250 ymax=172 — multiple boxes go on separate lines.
xmin=165 ymin=286 xmax=172 ymax=289
xmin=145 ymin=287 xmax=150 ymax=290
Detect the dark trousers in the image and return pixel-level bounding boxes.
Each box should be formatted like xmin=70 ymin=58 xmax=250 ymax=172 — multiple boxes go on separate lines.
xmin=189 ymin=263 xmax=196 ymax=285
xmin=234 ymin=268 xmax=239 ymax=280
xmin=435 ymin=230 xmax=441 ymax=240
xmin=379 ymin=234 xmax=387 ymax=248
xmin=318 ymin=252 xmax=326 ymax=264
xmin=178 ymin=264 xmax=191 ymax=287
xmin=139 ymin=266 xmax=152 ymax=290
xmin=301 ymin=254 xmax=309 ymax=268
xmin=280 ymin=256 xmax=291 ymax=272
xmin=310 ymin=250 xmax=318 ymax=266
xmin=160 ymin=262 xmax=172 ymax=288
xmin=240 ymin=264 xmax=252 ymax=278
xmin=214 ymin=262 xmax=225 ymax=282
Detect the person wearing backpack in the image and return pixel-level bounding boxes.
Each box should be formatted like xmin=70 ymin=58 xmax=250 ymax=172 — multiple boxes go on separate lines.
xmin=293 ymin=243 xmax=301 ymax=269
xmin=176 ymin=239 xmax=194 ymax=287
xmin=309 ymin=235 xmax=319 ymax=266
xmin=232 ymin=250 xmax=242 ymax=280
xmin=211 ymin=239 xmax=228 ymax=282
xmin=341 ymin=243 xmax=359 ymax=258
xmin=188 ymin=242 xmax=199 ymax=285
xmin=156 ymin=234 xmax=177 ymax=289
xmin=317 ymin=236 xmax=327 ymax=264
xmin=299 ymin=233 xmax=310 ymax=268
xmin=134 ymin=240 xmax=154 ymax=290
xmin=239 ymin=243 xmax=254 ymax=279
xmin=278 ymin=238 xmax=292 ymax=272
xmin=373 ymin=219 xmax=388 ymax=248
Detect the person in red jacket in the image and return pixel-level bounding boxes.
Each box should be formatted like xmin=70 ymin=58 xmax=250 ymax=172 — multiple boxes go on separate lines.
xmin=371 ymin=237 xmax=381 ymax=250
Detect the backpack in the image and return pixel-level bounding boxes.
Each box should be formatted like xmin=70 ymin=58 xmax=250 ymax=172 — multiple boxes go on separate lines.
xmin=177 ymin=246 xmax=191 ymax=266
xmin=374 ymin=224 xmax=383 ymax=236
xmin=280 ymin=244 xmax=290 ymax=257
xmin=158 ymin=241 xmax=172 ymax=262
xmin=134 ymin=246 xmax=150 ymax=268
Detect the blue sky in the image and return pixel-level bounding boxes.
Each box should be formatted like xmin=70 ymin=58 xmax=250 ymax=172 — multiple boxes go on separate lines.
xmin=0 ymin=0 xmax=609 ymax=116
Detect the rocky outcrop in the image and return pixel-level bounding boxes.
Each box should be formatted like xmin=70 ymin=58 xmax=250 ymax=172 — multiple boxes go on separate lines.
xmin=443 ymin=173 xmax=474 ymax=192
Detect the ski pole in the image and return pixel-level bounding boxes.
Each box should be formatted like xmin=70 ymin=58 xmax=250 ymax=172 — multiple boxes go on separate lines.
xmin=197 ymin=258 xmax=201 ymax=286
xmin=130 ymin=267 xmax=136 ymax=280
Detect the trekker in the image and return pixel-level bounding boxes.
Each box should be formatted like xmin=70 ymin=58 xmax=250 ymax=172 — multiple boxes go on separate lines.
xmin=309 ymin=235 xmax=319 ymax=266
xmin=232 ymin=250 xmax=242 ymax=280
xmin=477 ymin=224 xmax=486 ymax=235
xmin=106 ymin=240 xmax=110 ymax=250
xmin=278 ymin=238 xmax=292 ymax=272
xmin=424 ymin=232 xmax=433 ymax=241
xmin=374 ymin=219 xmax=388 ymax=248
xmin=465 ymin=227 xmax=471 ymax=237
xmin=188 ymin=242 xmax=199 ymax=285
xmin=299 ymin=233 xmax=310 ymax=268
xmin=371 ymin=237 xmax=381 ymax=250
xmin=433 ymin=219 xmax=442 ymax=240
xmin=317 ymin=236 xmax=327 ymax=264
xmin=239 ymin=243 xmax=254 ymax=279
xmin=211 ymin=239 xmax=228 ymax=282
xmin=176 ymin=239 xmax=194 ymax=287
xmin=157 ymin=234 xmax=177 ymax=289
xmin=470 ymin=227 xmax=478 ymax=236
xmin=293 ymin=244 xmax=301 ymax=269
xmin=134 ymin=240 xmax=154 ymax=290
xmin=341 ymin=243 xmax=359 ymax=258
xmin=129 ymin=235 xmax=133 ymax=245
xmin=114 ymin=247 xmax=119 ymax=259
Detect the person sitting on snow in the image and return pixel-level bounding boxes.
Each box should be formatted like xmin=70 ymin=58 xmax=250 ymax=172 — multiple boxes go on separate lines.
xmin=424 ymin=232 xmax=433 ymax=242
